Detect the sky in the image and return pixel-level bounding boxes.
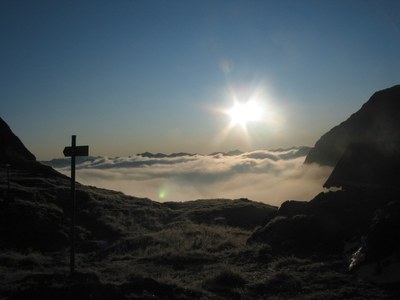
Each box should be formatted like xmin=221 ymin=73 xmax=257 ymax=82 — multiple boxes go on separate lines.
xmin=1 ymin=0 xmax=400 ymax=160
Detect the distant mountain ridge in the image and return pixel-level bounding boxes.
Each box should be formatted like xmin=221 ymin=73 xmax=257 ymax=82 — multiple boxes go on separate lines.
xmin=208 ymin=149 xmax=244 ymax=156
xmin=137 ymin=152 xmax=196 ymax=158
xmin=42 ymin=147 xmax=312 ymax=170
xmin=305 ymin=85 xmax=400 ymax=166
xmin=136 ymin=150 xmax=246 ymax=158
xmin=138 ymin=147 xmax=311 ymax=158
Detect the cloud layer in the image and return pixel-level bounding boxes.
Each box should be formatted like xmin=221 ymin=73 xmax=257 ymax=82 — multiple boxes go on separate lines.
xmin=50 ymin=148 xmax=332 ymax=206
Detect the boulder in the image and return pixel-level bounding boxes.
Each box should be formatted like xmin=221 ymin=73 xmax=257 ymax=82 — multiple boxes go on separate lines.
xmin=248 ymin=214 xmax=341 ymax=256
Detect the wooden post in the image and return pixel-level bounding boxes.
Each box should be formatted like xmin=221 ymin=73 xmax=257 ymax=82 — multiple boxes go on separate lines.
xmin=63 ymin=135 xmax=89 ymax=276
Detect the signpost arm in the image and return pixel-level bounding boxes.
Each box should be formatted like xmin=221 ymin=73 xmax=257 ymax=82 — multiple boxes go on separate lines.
xmin=70 ymin=135 xmax=76 ymax=276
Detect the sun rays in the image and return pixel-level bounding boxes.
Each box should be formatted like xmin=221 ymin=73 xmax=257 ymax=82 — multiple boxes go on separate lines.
xmin=211 ymin=81 xmax=281 ymax=148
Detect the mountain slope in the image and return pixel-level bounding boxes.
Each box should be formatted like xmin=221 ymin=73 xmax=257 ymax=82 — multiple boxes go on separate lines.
xmin=305 ymin=85 xmax=400 ymax=166
xmin=324 ymin=141 xmax=400 ymax=189
xmin=249 ymin=85 xmax=400 ymax=287
xmin=0 ymin=117 xmax=36 ymax=163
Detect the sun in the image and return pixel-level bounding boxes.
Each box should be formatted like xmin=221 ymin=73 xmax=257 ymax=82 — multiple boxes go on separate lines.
xmin=212 ymin=82 xmax=280 ymax=148
xmin=227 ymin=100 xmax=263 ymax=128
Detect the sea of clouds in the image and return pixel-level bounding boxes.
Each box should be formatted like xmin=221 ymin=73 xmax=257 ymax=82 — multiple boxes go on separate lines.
xmin=46 ymin=148 xmax=333 ymax=206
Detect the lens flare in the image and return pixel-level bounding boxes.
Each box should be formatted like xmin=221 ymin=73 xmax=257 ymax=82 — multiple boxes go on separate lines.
xmin=159 ymin=188 xmax=167 ymax=199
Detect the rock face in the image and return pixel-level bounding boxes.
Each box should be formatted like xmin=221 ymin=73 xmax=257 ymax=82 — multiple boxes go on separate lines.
xmin=0 ymin=117 xmax=36 ymax=163
xmin=349 ymin=200 xmax=400 ymax=283
xmin=0 ymin=118 xmax=64 ymax=177
xmin=248 ymin=189 xmax=390 ymax=256
xmin=361 ymin=201 xmax=400 ymax=265
xmin=305 ymin=85 xmax=400 ymax=166
xmin=324 ymin=141 xmax=400 ymax=189
xmin=247 ymin=214 xmax=341 ymax=256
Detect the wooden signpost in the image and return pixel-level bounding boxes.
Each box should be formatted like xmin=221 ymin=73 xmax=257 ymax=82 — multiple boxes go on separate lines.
xmin=63 ymin=135 xmax=89 ymax=276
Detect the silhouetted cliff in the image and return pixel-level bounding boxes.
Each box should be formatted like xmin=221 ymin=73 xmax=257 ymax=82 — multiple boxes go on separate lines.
xmin=305 ymin=85 xmax=400 ymax=166
xmin=249 ymin=85 xmax=400 ymax=286
xmin=324 ymin=141 xmax=400 ymax=189
xmin=0 ymin=117 xmax=36 ymax=163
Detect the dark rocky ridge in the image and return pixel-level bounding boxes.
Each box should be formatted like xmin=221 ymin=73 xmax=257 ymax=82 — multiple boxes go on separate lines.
xmin=0 ymin=117 xmax=36 ymax=163
xmin=248 ymin=188 xmax=400 ymax=287
xmin=249 ymin=85 xmax=400 ymax=286
xmin=324 ymin=141 xmax=400 ymax=189
xmin=305 ymin=85 xmax=400 ymax=166
xmin=0 ymin=117 xmax=64 ymax=178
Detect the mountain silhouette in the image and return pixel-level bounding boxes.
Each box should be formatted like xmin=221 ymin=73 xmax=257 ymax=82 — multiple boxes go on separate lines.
xmin=305 ymin=85 xmax=400 ymax=166
xmin=0 ymin=117 xmax=65 ymax=177
xmin=249 ymin=85 xmax=400 ymax=285
xmin=0 ymin=117 xmax=36 ymax=163
xmin=137 ymin=150 xmax=245 ymax=157
xmin=136 ymin=152 xmax=196 ymax=158
xmin=324 ymin=141 xmax=400 ymax=189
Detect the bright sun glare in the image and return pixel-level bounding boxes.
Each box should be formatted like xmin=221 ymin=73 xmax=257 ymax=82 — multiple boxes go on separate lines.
xmin=227 ymin=101 xmax=263 ymax=127
xmin=213 ymin=83 xmax=281 ymax=148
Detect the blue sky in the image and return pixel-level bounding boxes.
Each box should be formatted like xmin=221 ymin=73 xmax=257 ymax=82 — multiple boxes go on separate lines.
xmin=1 ymin=0 xmax=400 ymax=160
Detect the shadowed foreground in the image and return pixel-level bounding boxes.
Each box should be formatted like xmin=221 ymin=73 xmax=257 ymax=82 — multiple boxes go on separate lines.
xmin=1 ymin=162 xmax=399 ymax=299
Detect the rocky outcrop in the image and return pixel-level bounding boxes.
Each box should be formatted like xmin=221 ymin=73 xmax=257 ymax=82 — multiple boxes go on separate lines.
xmin=305 ymin=85 xmax=400 ymax=166
xmin=349 ymin=200 xmax=400 ymax=283
xmin=0 ymin=117 xmax=36 ymax=163
xmin=360 ymin=200 xmax=400 ymax=265
xmin=248 ymin=189 xmax=396 ymax=256
xmin=0 ymin=118 xmax=65 ymax=177
xmin=249 ymin=85 xmax=400 ymax=282
xmin=324 ymin=142 xmax=400 ymax=189
xmin=247 ymin=214 xmax=341 ymax=255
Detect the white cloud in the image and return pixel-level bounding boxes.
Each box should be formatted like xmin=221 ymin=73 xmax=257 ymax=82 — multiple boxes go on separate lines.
xmin=54 ymin=149 xmax=332 ymax=206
